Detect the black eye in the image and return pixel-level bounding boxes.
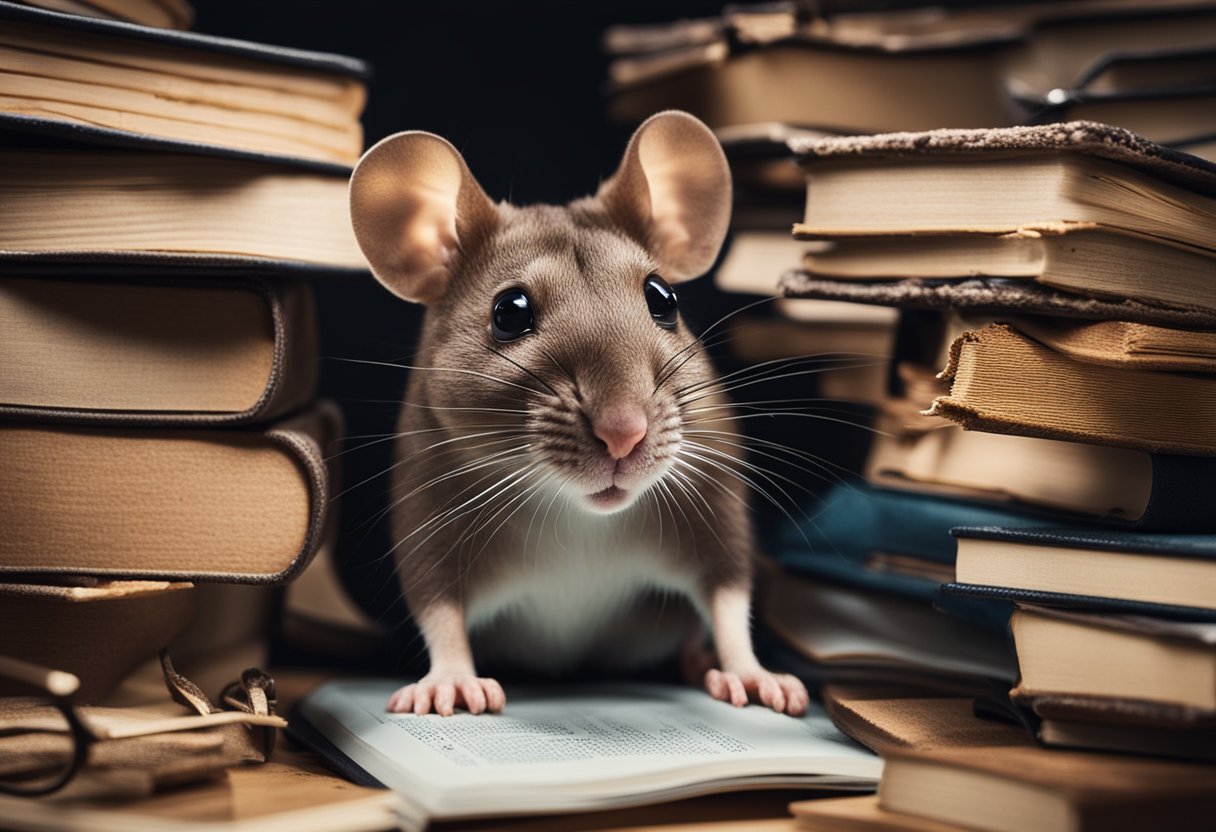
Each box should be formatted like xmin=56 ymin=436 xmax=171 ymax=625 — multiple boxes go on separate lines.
xmin=491 ymin=289 xmax=534 ymax=342
xmin=644 ymin=275 xmax=678 ymax=329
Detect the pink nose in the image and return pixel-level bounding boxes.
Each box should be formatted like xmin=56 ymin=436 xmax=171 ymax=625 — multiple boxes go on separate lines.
xmin=593 ymin=407 xmax=648 ymax=460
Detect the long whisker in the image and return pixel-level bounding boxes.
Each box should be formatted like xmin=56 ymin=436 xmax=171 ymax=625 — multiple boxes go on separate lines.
xmin=682 ymin=435 xmax=843 ymax=492
xmin=675 ymin=353 xmax=886 ymax=400
xmin=352 ymin=444 xmax=532 ymax=538
xmin=678 ymin=365 xmax=887 ymax=407
xmin=329 ymin=423 xmax=525 ymax=461
xmin=683 ymin=410 xmax=888 ymax=435
xmin=537 ymin=345 xmax=575 ymax=385
xmin=335 ymin=432 xmax=530 ymax=502
xmin=652 ymin=296 xmax=782 ymax=394
xmin=330 ymin=356 xmax=545 ymax=397
xmin=684 ymin=428 xmax=864 ymax=487
xmin=483 ymin=345 xmax=559 ymax=396
xmin=681 ymin=441 xmax=816 ymax=509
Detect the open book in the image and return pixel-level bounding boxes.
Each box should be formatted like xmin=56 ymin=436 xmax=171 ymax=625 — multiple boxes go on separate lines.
xmin=295 ymin=679 xmax=880 ymax=821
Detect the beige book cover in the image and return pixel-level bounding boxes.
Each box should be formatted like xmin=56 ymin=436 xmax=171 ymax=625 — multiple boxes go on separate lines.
xmin=0 ymin=401 xmax=340 ymax=583
xmin=1012 ymin=316 xmax=1216 ymax=374
xmin=0 ymin=276 xmax=317 ymax=425
xmin=926 ymin=323 xmax=1216 ymax=455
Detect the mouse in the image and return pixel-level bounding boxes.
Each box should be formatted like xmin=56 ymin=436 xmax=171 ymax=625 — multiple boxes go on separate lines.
xmin=349 ymin=110 xmax=808 ymax=718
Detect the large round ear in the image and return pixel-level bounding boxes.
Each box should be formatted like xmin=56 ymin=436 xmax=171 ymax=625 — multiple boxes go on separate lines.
xmin=597 ymin=111 xmax=731 ymax=283
xmin=349 ymin=131 xmax=498 ymax=304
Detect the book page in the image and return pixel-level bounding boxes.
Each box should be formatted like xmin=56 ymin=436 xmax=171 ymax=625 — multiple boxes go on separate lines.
xmin=299 ymin=680 xmax=880 ymax=816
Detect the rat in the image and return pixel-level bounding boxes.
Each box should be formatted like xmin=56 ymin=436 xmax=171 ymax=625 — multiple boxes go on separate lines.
xmin=349 ymin=110 xmax=808 ymax=718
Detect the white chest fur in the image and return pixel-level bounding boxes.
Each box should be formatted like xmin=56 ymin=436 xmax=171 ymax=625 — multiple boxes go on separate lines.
xmin=464 ymin=499 xmax=702 ymax=672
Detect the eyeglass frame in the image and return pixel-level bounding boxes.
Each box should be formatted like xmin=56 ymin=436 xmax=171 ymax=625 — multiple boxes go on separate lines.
xmin=0 ymin=654 xmax=95 ymax=797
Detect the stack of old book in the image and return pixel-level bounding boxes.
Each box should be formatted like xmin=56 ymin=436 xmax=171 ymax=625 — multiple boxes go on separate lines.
xmin=774 ymin=121 xmax=1216 ymax=829
xmin=605 ymin=0 xmax=1216 ymax=151
xmin=0 ymin=0 xmax=369 ymax=715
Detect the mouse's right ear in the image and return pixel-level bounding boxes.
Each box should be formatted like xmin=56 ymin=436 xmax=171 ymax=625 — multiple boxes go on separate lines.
xmin=349 ymin=132 xmax=498 ymax=304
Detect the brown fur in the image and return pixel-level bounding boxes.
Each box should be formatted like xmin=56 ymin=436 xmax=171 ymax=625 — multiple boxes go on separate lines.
xmin=351 ymin=112 xmax=808 ymax=715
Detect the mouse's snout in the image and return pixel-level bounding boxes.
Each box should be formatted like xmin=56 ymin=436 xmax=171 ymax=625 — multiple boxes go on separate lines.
xmin=593 ymin=405 xmax=648 ymax=461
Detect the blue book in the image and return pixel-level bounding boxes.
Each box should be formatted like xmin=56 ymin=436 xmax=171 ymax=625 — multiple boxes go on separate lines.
xmin=769 ymin=483 xmax=1050 ymax=629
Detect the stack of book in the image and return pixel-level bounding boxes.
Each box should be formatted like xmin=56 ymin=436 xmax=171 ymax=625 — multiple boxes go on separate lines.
xmin=0 ymin=1 xmax=369 ymax=707
xmin=605 ymin=0 xmax=1216 ymax=154
xmin=774 ymin=121 xmax=1216 ymax=828
xmin=789 ymin=692 xmax=1216 ymax=831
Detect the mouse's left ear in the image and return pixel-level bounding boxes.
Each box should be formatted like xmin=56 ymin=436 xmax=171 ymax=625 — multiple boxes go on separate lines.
xmin=597 ymin=111 xmax=731 ymax=283
xmin=349 ymin=131 xmax=498 ymax=304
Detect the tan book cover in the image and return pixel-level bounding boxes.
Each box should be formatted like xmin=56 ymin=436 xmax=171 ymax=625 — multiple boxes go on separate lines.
xmin=0 ymin=276 xmax=317 ymax=425
xmin=0 ymin=401 xmax=339 ymax=583
xmin=0 ymin=150 xmax=365 ymax=269
xmin=926 ymin=323 xmax=1216 ymax=455
xmin=1012 ymin=316 xmax=1216 ymax=374
xmin=0 ymin=580 xmax=197 ymax=702
xmin=819 ymin=688 xmax=1014 ymax=758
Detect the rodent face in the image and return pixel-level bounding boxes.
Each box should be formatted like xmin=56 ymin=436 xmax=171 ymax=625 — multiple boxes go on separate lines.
xmin=349 ymin=112 xmax=734 ymax=516
xmin=420 ymin=204 xmax=719 ymax=515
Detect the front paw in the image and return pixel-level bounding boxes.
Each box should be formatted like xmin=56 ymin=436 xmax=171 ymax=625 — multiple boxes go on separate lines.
xmin=386 ymin=672 xmax=506 ymax=716
xmin=703 ymin=666 xmax=809 ymax=717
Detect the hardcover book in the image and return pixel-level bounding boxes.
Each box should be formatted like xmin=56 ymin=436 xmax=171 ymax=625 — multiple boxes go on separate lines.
xmin=0 ymin=275 xmax=317 ymax=425
xmin=926 ymin=323 xmax=1216 ymax=456
xmin=0 ymin=402 xmax=339 ymax=583
xmin=789 ymin=122 xmax=1216 ymax=250
xmin=0 ymin=1 xmax=368 ymax=166
xmin=947 ymin=525 xmax=1216 ymax=619
xmin=0 ymin=149 xmax=366 ymax=270
xmin=821 ymin=694 xmax=1216 ymax=832
xmin=867 ymin=407 xmax=1216 ymax=531
xmin=1010 ymin=605 xmax=1216 ymax=712
xmin=801 ymin=227 xmax=1216 ymax=315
